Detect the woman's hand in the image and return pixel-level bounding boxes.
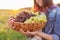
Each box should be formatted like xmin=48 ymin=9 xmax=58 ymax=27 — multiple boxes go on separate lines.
xmin=27 ymin=31 xmax=39 ymax=36
xmin=19 ymin=29 xmax=33 ymax=37
xmin=8 ymin=16 xmax=15 ymax=27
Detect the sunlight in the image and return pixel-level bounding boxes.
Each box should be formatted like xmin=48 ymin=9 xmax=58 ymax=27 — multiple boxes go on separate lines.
xmin=0 ymin=0 xmax=60 ymax=10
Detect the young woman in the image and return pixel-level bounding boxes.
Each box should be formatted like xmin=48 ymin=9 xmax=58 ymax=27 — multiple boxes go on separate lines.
xmin=8 ymin=0 xmax=60 ymax=40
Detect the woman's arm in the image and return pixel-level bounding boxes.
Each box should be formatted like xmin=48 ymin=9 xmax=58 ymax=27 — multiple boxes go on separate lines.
xmin=27 ymin=31 xmax=53 ymax=40
xmin=36 ymin=32 xmax=53 ymax=40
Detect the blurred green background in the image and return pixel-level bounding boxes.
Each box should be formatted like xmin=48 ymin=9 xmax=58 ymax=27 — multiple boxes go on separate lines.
xmin=0 ymin=9 xmax=28 ymax=40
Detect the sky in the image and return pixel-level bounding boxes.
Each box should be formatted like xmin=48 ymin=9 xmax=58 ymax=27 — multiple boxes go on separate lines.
xmin=0 ymin=0 xmax=60 ymax=10
xmin=53 ymin=0 xmax=60 ymax=4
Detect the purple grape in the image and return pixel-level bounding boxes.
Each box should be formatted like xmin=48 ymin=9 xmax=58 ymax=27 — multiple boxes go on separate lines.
xmin=15 ymin=11 xmax=35 ymax=22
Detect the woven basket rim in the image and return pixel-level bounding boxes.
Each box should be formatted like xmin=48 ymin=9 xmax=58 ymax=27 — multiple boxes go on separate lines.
xmin=14 ymin=21 xmax=47 ymax=23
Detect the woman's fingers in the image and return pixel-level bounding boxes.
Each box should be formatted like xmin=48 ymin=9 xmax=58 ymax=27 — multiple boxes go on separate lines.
xmin=19 ymin=29 xmax=24 ymax=33
xmin=8 ymin=20 xmax=14 ymax=26
xmin=8 ymin=17 xmax=15 ymax=26
xmin=27 ymin=31 xmax=38 ymax=36
xmin=27 ymin=31 xmax=34 ymax=35
xmin=8 ymin=16 xmax=15 ymax=23
xmin=8 ymin=17 xmax=14 ymax=21
xmin=19 ymin=29 xmax=27 ymax=34
xmin=19 ymin=29 xmax=31 ymax=36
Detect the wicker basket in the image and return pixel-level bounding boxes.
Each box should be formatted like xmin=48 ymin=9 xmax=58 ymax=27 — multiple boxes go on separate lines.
xmin=13 ymin=22 xmax=46 ymax=32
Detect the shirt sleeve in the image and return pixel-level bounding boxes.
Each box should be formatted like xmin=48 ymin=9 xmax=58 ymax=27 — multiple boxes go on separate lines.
xmin=52 ymin=8 xmax=60 ymax=40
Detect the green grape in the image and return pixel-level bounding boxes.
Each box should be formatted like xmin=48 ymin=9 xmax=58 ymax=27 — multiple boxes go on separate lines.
xmin=24 ymin=13 xmax=47 ymax=23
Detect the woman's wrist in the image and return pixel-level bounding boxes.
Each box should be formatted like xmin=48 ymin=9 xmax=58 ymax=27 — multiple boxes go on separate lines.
xmin=35 ymin=31 xmax=42 ymax=37
xmin=35 ymin=32 xmax=53 ymax=40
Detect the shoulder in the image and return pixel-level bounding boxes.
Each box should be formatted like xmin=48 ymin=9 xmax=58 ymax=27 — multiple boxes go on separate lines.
xmin=48 ymin=7 xmax=60 ymax=20
xmin=56 ymin=7 xmax=60 ymax=13
xmin=56 ymin=7 xmax=60 ymax=17
xmin=55 ymin=7 xmax=60 ymax=19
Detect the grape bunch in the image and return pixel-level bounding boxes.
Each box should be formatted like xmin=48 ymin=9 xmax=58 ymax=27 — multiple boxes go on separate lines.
xmin=15 ymin=11 xmax=35 ymax=22
xmin=24 ymin=13 xmax=47 ymax=23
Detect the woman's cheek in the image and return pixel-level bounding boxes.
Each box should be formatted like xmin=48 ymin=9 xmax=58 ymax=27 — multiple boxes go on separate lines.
xmin=35 ymin=0 xmax=42 ymax=6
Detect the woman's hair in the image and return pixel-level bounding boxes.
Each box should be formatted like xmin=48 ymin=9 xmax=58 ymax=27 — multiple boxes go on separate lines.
xmin=33 ymin=0 xmax=54 ymax=12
